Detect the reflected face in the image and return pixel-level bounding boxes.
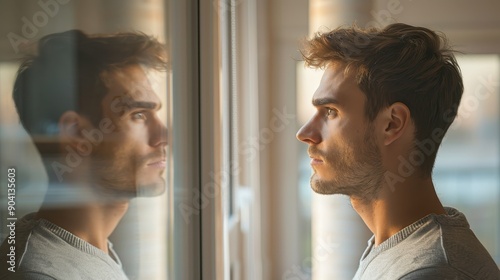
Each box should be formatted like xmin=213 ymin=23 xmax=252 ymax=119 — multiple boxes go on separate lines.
xmin=296 ymin=63 xmax=384 ymax=201
xmin=91 ymin=65 xmax=167 ymax=197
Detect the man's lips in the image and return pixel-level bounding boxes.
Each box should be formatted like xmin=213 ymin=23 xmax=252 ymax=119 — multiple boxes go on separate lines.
xmin=147 ymin=159 xmax=166 ymax=168
xmin=309 ymin=155 xmax=323 ymax=165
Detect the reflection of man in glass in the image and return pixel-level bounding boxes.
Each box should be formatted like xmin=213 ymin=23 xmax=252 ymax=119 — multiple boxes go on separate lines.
xmin=297 ymin=23 xmax=499 ymax=279
xmin=0 ymin=30 xmax=168 ymax=279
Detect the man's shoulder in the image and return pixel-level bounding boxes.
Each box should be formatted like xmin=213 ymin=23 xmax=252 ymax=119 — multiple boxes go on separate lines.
xmin=399 ymin=265 xmax=500 ymax=280
xmin=393 ymin=212 xmax=500 ymax=279
xmin=0 ymin=213 xmax=73 ymax=279
xmin=19 ymin=222 xmax=128 ymax=279
xmin=1 ymin=213 xmax=128 ymax=280
xmin=16 ymin=226 xmax=82 ymax=277
xmin=399 ymin=266 xmax=472 ymax=280
xmin=357 ymin=209 xmax=500 ymax=279
xmin=436 ymin=213 xmax=499 ymax=278
xmin=1 ymin=270 xmax=57 ymax=280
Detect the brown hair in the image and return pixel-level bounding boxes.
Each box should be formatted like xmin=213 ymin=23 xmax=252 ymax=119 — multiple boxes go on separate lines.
xmin=13 ymin=30 xmax=168 ymax=140
xmin=301 ymin=23 xmax=464 ymax=174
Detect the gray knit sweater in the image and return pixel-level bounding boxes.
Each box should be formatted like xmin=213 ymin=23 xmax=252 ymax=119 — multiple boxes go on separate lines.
xmin=353 ymin=207 xmax=500 ymax=280
xmin=0 ymin=213 xmax=128 ymax=280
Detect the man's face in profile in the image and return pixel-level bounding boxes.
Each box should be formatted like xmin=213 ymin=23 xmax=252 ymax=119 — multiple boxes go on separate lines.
xmin=296 ymin=63 xmax=384 ymax=201
xmin=90 ymin=64 xmax=167 ymax=197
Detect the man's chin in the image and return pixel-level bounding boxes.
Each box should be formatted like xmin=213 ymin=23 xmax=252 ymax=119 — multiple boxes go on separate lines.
xmin=136 ymin=179 xmax=167 ymax=197
xmin=311 ymin=175 xmax=334 ymax=195
xmin=93 ymin=179 xmax=166 ymax=199
xmin=310 ymin=174 xmax=348 ymax=196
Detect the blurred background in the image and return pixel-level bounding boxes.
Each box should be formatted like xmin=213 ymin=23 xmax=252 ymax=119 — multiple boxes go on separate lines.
xmin=0 ymin=0 xmax=499 ymax=279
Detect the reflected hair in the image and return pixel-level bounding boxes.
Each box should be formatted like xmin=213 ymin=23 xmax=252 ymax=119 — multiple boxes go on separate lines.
xmin=12 ymin=30 xmax=168 ymax=138
xmin=300 ymin=23 xmax=464 ymax=175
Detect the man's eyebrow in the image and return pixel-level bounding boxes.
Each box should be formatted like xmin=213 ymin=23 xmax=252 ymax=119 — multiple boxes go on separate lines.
xmin=124 ymin=101 xmax=161 ymax=111
xmin=312 ymin=97 xmax=340 ymax=107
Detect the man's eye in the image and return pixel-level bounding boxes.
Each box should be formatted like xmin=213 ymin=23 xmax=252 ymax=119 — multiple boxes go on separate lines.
xmin=132 ymin=112 xmax=147 ymax=120
xmin=326 ymin=108 xmax=337 ymax=118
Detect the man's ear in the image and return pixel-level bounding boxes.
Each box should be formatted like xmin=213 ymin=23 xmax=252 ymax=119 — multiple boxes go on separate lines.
xmin=58 ymin=111 xmax=93 ymax=149
xmin=380 ymin=102 xmax=412 ymax=146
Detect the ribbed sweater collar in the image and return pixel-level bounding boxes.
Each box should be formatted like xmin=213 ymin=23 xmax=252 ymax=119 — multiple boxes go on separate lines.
xmin=360 ymin=207 xmax=466 ymax=261
xmin=24 ymin=213 xmax=122 ymax=267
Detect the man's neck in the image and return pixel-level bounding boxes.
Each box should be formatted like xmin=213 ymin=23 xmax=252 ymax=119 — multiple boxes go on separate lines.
xmin=351 ymin=176 xmax=446 ymax=246
xmin=36 ymin=190 xmax=129 ymax=254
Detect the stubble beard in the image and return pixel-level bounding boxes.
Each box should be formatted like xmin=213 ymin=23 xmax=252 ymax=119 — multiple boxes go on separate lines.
xmin=90 ymin=146 xmax=166 ymax=199
xmin=310 ymin=131 xmax=385 ymax=202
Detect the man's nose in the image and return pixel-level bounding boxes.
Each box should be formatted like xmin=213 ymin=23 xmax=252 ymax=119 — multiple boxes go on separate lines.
xmin=296 ymin=118 xmax=321 ymax=145
xmin=159 ymin=123 xmax=168 ymax=147
xmin=150 ymin=117 xmax=168 ymax=147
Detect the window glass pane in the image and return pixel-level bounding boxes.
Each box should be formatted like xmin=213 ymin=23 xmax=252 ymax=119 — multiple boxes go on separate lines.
xmin=0 ymin=1 xmax=171 ymax=279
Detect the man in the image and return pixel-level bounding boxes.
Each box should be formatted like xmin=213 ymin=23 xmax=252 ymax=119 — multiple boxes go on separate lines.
xmin=1 ymin=30 xmax=168 ymax=279
xmin=297 ymin=23 xmax=500 ymax=279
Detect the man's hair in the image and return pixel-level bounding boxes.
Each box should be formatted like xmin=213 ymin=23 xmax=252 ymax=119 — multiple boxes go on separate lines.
xmin=13 ymin=30 xmax=168 ymax=143
xmin=301 ymin=23 xmax=464 ymax=175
